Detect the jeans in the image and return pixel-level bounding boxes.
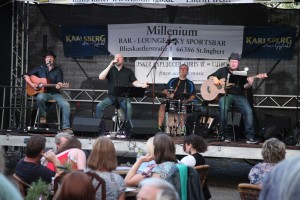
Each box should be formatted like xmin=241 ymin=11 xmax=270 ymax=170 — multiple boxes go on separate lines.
xmin=218 ymin=94 xmax=255 ymax=139
xmin=36 ymin=93 xmax=71 ymax=129
xmin=95 ymin=97 xmax=132 ymax=120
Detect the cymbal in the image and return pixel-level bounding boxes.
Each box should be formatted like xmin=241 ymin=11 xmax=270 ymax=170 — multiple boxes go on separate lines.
xmin=145 ymin=91 xmax=167 ymax=98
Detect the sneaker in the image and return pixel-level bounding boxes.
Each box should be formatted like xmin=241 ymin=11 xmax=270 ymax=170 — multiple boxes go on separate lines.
xmin=62 ymin=128 xmax=73 ymax=135
xmin=40 ymin=116 xmax=46 ymax=124
xmin=246 ymin=138 xmax=258 ymax=144
xmin=224 ymin=137 xmax=231 ymax=143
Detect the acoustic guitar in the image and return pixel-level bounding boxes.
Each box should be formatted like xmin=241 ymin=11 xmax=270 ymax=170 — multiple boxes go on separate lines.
xmin=26 ymin=75 xmax=69 ymax=96
xmin=200 ymin=73 xmax=267 ymax=101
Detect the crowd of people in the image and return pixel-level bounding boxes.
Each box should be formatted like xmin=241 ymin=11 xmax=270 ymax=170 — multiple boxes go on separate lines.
xmin=0 ymin=130 xmax=299 ymax=200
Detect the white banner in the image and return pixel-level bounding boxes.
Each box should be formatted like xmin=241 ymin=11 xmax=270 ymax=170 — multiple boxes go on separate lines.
xmin=108 ymin=23 xmax=244 ymax=59
xmin=135 ymin=60 xmax=228 ymax=84
xmin=20 ymin=0 xmax=294 ymax=5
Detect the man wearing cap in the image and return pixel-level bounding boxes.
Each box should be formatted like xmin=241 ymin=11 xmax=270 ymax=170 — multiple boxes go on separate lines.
xmin=207 ymin=52 xmax=258 ymax=144
xmin=24 ymin=51 xmax=73 ymax=134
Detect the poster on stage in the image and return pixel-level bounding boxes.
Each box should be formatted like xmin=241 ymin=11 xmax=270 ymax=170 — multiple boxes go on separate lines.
xmin=242 ymin=26 xmax=297 ymax=60
xmin=61 ymin=26 xmax=109 ymax=57
xmin=135 ymin=60 xmax=228 ymax=84
xmin=108 ymin=23 xmax=244 ymax=59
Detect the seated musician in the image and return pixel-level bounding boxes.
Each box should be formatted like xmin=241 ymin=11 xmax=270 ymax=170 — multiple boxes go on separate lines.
xmin=158 ymin=64 xmax=196 ymax=132
xmin=207 ymin=52 xmax=258 ymax=144
xmin=23 ymin=51 xmax=72 ymax=134
xmin=96 ymin=53 xmax=148 ymax=126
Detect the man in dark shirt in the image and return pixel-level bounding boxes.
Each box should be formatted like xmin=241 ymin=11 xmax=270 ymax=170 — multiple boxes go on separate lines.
xmin=158 ymin=64 xmax=196 ymax=134
xmin=15 ymin=135 xmax=62 ymax=184
xmin=96 ymin=53 xmax=148 ymax=129
xmin=24 ymin=51 xmax=72 ymax=134
xmin=208 ymin=52 xmax=258 ymax=144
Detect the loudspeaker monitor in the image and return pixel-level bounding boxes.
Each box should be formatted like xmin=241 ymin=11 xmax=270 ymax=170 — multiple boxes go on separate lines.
xmin=73 ymin=116 xmax=101 ymax=133
xmin=125 ymin=119 xmax=158 ymax=138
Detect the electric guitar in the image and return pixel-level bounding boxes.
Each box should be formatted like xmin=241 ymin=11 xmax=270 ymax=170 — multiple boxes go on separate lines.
xmin=26 ymin=75 xmax=69 ymax=96
xmin=200 ymin=73 xmax=268 ymax=101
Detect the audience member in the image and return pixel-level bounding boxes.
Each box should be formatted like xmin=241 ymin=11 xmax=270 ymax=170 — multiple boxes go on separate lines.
xmin=124 ymin=137 xmax=157 ymax=186
xmin=15 ymin=135 xmax=62 ymax=184
xmin=180 ymin=134 xmax=207 ymax=166
xmin=46 ymin=137 xmax=87 ymax=171
xmin=0 ymin=146 xmax=23 ymax=200
xmin=137 ymin=177 xmax=180 ymax=200
xmin=87 ymin=136 xmax=126 ymax=200
xmin=258 ymin=154 xmax=300 ymax=200
xmin=54 ymin=132 xmax=72 ymax=152
xmin=180 ymin=134 xmax=211 ymax=199
xmin=249 ymin=138 xmax=285 ymax=185
xmin=151 ymin=133 xmax=178 ymax=179
xmin=55 ymin=171 xmax=96 ymax=200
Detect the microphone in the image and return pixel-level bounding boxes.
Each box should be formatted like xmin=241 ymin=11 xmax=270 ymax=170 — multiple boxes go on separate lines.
xmin=166 ymin=34 xmax=172 ymax=45
xmin=46 ymin=61 xmax=51 ymax=65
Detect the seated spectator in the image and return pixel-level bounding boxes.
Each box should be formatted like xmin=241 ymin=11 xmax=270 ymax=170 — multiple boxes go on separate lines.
xmin=55 ymin=171 xmax=96 ymax=200
xmin=54 ymin=132 xmax=72 ymax=152
xmin=124 ymin=137 xmax=157 ymax=186
xmin=137 ymin=177 xmax=180 ymax=200
xmin=180 ymin=134 xmax=211 ymax=200
xmin=249 ymin=138 xmax=285 ymax=185
xmin=15 ymin=135 xmax=62 ymax=184
xmin=46 ymin=137 xmax=86 ymax=171
xmin=180 ymin=134 xmax=207 ymax=166
xmin=259 ymin=153 xmax=300 ymax=200
xmin=151 ymin=133 xmax=178 ymax=179
xmin=87 ymin=136 xmax=125 ymax=200
xmin=0 ymin=145 xmax=22 ymax=200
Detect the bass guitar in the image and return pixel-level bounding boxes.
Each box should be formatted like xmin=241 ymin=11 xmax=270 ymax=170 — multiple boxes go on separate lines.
xmin=200 ymin=73 xmax=267 ymax=101
xmin=26 ymin=75 xmax=69 ymax=96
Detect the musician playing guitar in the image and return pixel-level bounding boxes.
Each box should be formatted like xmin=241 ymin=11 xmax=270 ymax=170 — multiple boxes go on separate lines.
xmin=207 ymin=52 xmax=266 ymax=144
xmin=24 ymin=51 xmax=73 ymax=134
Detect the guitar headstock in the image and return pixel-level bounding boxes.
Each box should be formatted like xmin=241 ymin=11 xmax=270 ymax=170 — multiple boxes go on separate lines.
xmin=62 ymin=83 xmax=70 ymax=88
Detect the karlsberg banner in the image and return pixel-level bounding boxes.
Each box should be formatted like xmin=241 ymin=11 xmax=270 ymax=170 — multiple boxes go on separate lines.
xmin=60 ymin=23 xmax=296 ymax=60
xmin=135 ymin=60 xmax=228 ymax=84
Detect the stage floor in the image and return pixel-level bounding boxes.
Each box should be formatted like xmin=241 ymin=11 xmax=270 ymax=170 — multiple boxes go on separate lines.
xmin=0 ymin=129 xmax=299 ymax=160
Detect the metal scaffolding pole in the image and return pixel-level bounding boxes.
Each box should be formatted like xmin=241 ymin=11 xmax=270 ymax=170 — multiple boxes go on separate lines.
xmin=10 ymin=0 xmax=29 ymax=129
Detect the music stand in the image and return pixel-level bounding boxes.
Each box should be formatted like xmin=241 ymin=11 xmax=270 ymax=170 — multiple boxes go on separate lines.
xmin=112 ymin=86 xmax=146 ymax=137
xmin=112 ymin=86 xmax=146 ymax=99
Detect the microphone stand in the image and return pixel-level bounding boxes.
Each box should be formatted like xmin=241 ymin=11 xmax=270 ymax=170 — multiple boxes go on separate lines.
xmin=221 ymin=70 xmax=230 ymax=140
xmin=146 ymin=40 xmax=172 ymax=118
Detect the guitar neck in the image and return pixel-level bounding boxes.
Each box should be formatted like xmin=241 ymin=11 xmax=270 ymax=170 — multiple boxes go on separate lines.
xmin=43 ymin=84 xmax=57 ymax=87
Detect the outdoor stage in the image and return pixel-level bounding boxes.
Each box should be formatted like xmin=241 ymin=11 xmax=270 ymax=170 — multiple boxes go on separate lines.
xmin=1 ymin=129 xmax=299 ymax=161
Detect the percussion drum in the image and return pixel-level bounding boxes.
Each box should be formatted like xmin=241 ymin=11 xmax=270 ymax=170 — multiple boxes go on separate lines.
xmin=164 ymin=110 xmax=187 ymax=137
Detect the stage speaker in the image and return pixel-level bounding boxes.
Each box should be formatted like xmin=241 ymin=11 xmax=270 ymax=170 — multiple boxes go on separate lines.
xmin=73 ymin=116 xmax=101 ymax=133
xmin=125 ymin=119 xmax=158 ymax=138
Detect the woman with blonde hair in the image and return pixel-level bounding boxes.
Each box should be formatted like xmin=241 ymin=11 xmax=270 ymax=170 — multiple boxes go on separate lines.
xmin=124 ymin=137 xmax=157 ymax=186
xmin=87 ymin=136 xmax=125 ymax=200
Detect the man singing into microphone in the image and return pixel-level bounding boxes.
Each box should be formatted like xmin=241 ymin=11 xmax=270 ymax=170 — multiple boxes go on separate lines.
xmin=24 ymin=51 xmax=72 ymax=134
xmin=207 ymin=52 xmax=258 ymax=144
xmin=96 ymin=53 xmax=148 ymax=133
